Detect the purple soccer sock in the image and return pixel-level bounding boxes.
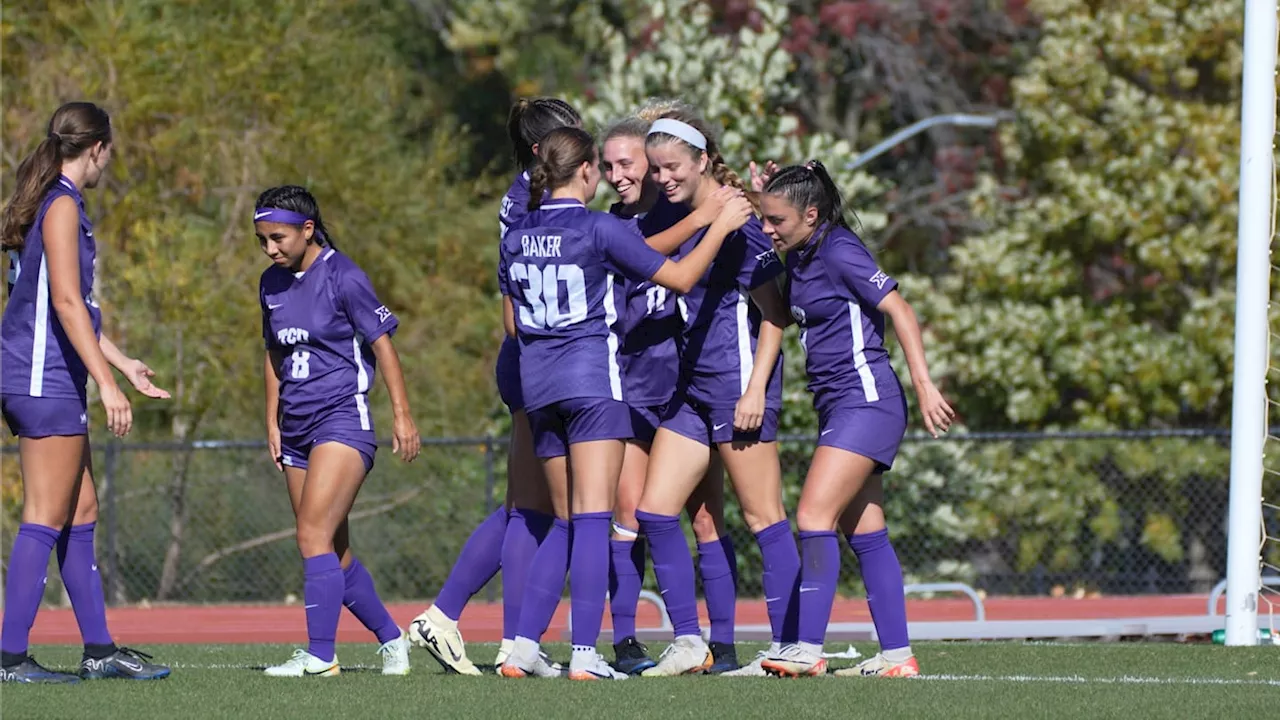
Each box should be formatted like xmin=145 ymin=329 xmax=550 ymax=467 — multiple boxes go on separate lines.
xmin=755 ymin=520 xmax=801 ymax=645
xmin=848 ymin=528 xmax=910 ymax=651
xmin=502 ymin=508 xmax=554 ymax=640
xmin=514 ymin=518 xmax=571 ymax=642
xmin=342 ymin=556 xmax=400 ymax=645
xmin=636 ymin=511 xmax=700 ymax=638
xmin=434 ymin=506 xmax=507 ymax=621
xmin=797 ymin=531 xmax=841 ymax=646
xmin=569 ymin=512 xmax=612 ymax=648
xmin=697 ymin=537 xmax=737 ymax=646
xmin=303 ymin=553 xmax=344 ymax=662
xmin=56 ymin=522 xmax=114 ymax=648
xmin=1 ymin=524 xmax=60 ymax=657
xmin=608 ymin=535 xmax=645 ymax=640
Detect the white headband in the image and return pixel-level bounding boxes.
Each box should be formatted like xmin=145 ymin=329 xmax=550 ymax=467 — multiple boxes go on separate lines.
xmin=648 ymin=118 xmax=707 ymax=151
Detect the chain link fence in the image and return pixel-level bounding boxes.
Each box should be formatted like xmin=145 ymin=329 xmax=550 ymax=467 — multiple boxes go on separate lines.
xmin=3 ymin=429 xmax=1277 ymax=606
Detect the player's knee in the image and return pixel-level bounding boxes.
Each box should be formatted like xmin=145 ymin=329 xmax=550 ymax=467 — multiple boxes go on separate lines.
xmin=795 ymin=502 xmax=838 ymax=533
xmin=688 ymin=507 xmax=721 ymax=542
xmin=70 ymin=492 xmax=99 ymax=525
xmin=739 ymin=497 xmax=786 ymax=533
xmin=294 ymin=522 xmax=333 ymax=557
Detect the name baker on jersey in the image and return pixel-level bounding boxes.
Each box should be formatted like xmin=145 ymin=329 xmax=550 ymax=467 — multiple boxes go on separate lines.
xmin=521 ymin=234 xmax=563 ymax=258
xmin=277 ymin=327 xmax=310 ymax=346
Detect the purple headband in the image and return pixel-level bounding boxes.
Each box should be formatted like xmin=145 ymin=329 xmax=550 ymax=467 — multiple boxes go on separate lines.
xmin=252 ymin=207 xmax=327 ymax=241
xmin=253 ymin=207 xmax=312 ymax=226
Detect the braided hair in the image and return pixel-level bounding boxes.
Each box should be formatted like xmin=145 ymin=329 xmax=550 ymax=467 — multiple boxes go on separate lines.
xmin=254 ymin=185 xmax=337 ymax=249
xmin=508 ymin=97 xmax=583 ymax=171
xmin=762 ymin=161 xmax=860 ymax=258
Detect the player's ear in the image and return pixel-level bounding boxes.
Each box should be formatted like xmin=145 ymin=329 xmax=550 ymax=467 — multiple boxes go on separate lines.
xmin=804 ymin=205 xmax=819 ymax=227
xmin=303 ymin=220 xmax=315 ymax=243
xmin=530 ymin=141 xmax=540 ymax=159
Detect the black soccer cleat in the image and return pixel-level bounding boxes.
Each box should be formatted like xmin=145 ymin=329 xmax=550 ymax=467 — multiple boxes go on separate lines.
xmin=611 ymin=635 xmax=657 ymax=675
xmin=1 ymin=655 xmax=81 ymax=684
xmin=706 ymin=641 xmax=739 ymax=674
xmin=79 ymin=646 xmax=171 ymax=680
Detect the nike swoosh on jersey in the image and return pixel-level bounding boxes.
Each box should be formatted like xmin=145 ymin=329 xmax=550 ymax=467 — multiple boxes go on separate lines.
xmin=713 ymin=423 xmax=728 ymax=431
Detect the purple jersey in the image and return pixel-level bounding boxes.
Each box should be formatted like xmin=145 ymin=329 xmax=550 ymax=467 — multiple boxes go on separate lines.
xmin=260 ymin=248 xmax=398 ymax=433
xmin=611 ymin=196 xmax=689 ymax=407
xmin=495 ymin=171 xmax=539 ymax=411
xmin=499 ymin=200 xmax=667 ymax=411
xmin=2 ymin=176 xmax=101 ymax=400
xmin=673 ymin=215 xmax=785 ymax=410
xmin=786 ymin=226 xmax=902 ymax=407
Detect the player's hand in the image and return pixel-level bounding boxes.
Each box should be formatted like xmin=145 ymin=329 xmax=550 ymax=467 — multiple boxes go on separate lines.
xmin=733 ymin=386 xmax=766 ymax=432
xmin=711 ymin=196 xmax=755 ymax=234
xmin=749 ymin=160 xmax=779 ymax=192
xmin=916 ymin=381 xmax=956 ymax=439
xmin=121 ymin=357 xmax=171 ymax=399
xmin=266 ymin=425 xmax=283 ymax=472
xmin=100 ymin=383 xmax=132 ymax=437
xmin=392 ymin=412 xmax=420 ymax=463
xmin=689 ymin=185 xmax=744 ymax=228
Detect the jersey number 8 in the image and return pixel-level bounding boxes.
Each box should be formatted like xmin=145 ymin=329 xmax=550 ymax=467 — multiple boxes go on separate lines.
xmin=509 ymin=263 xmax=588 ymax=329
xmin=291 ymin=350 xmax=311 ymax=379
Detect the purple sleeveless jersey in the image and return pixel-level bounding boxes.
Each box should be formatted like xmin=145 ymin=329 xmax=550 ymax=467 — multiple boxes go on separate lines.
xmin=260 ymin=248 xmax=398 ymax=437
xmin=498 ymin=201 xmax=667 ymax=411
xmin=2 ymin=176 xmax=102 ymax=400
xmin=786 ymin=226 xmax=904 ymax=412
xmin=671 ymin=215 xmax=785 ymax=410
xmin=610 ymin=195 xmax=690 ymax=407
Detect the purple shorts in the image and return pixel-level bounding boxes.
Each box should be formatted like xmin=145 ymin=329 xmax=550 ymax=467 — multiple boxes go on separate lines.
xmin=279 ymin=411 xmax=377 ymax=472
xmin=2 ymin=394 xmax=88 ymax=438
xmin=496 ymin=337 xmax=523 ymax=413
xmin=527 ymin=397 xmax=633 ymax=459
xmin=660 ymin=397 xmax=780 ymax=447
xmin=816 ymin=394 xmax=908 ymax=473
xmin=628 ymin=404 xmax=665 ymax=445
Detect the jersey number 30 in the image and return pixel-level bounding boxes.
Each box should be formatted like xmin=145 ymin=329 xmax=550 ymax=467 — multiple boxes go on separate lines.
xmin=509 ymin=263 xmax=588 ymax=329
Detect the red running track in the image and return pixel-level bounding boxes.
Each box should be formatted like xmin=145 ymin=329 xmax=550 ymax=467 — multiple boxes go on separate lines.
xmin=12 ymin=594 xmax=1224 ymax=645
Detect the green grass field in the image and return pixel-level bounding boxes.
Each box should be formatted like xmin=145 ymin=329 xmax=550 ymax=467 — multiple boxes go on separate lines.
xmin=4 ymin=642 xmax=1277 ymax=719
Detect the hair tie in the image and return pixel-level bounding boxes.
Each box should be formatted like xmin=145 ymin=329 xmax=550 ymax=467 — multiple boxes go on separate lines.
xmin=48 ymin=132 xmax=62 ymax=142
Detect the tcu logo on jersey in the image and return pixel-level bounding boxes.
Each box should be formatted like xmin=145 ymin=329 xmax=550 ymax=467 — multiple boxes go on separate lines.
xmin=276 ymin=327 xmax=310 ymax=346
xmin=755 ymin=249 xmax=781 ymax=269
xmin=375 ymin=305 xmax=393 ymax=323
xmin=869 ymin=269 xmax=891 ymax=290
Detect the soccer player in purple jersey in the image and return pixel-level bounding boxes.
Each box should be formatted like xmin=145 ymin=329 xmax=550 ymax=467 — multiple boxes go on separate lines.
xmin=409 ymin=98 xmax=577 ymax=675
xmin=496 ymin=127 xmax=751 ymax=681
xmin=634 ymin=110 xmax=801 ymax=678
xmin=600 ymin=111 xmax=745 ymax=675
xmin=0 ymin=102 xmax=170 ymax=684
xmin=255 ymin=185 xmax=420 ymax=678
xmin=755 ymin=162 xmax=954 ymax=678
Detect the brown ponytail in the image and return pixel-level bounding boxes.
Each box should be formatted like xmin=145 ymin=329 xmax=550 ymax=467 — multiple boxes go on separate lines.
xmin=1 ymin=102 xmax=112 ymax=252
xmin=526 ymin=127 xmax=597 ymax=211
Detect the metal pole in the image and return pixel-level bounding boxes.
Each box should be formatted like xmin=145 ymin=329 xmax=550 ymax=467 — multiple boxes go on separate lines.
xmin=1225 ymin=0 xmax=1278 ymax=647
xmin=845 ymin=112 xmax=1014 ymax=171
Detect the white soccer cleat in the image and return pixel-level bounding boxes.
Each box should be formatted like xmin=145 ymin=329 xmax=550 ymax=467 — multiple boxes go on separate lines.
xmin=499 ymin=651 xmax=562 ymax=679
xmin=721 ymin=650 xmax=772 ymax=677
xmin=494 ymin=638 xmax=513 ymax=668
xmin=263 ymin=649 xmax=339 ymax=678
xmin=408 ymin=605 xmax=481 ymax=676
xmin=640 ymin=636 xmax=713 ymax=677
xmin=762 ymin=644 xmax=827 ymax=678
xmin=377 ymin=628 xmax=411 ymax=676
xmin=568 ymin=651 xmax=629 ymax=681
xmin=833 ymin=652 xmax=920 ymax=678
